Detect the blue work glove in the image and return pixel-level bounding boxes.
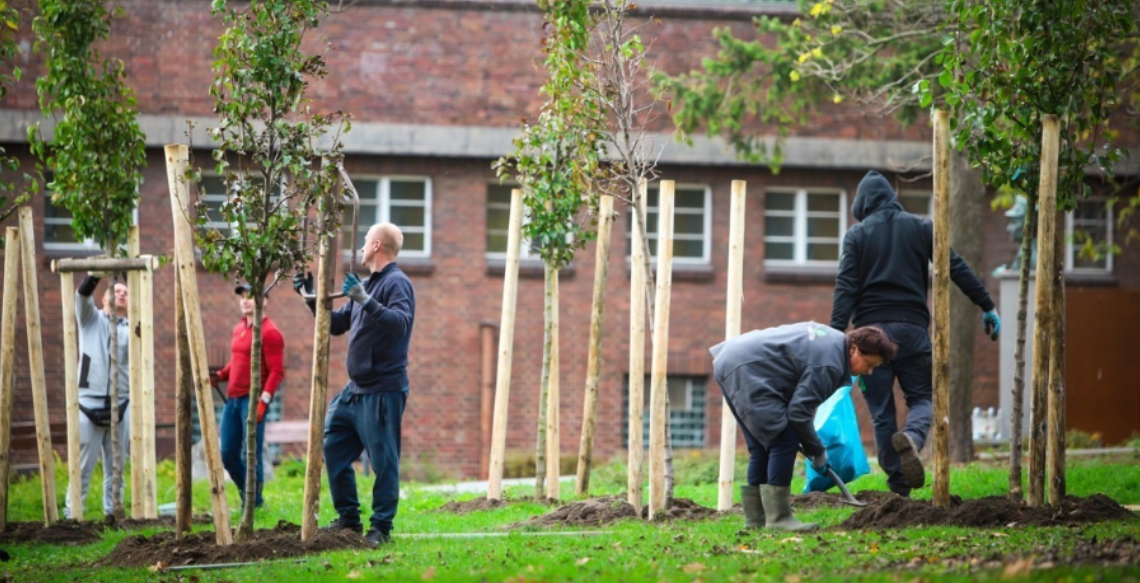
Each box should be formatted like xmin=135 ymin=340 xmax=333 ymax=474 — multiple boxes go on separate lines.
xmin=983 ymin=310 xmax=1001 ymax=341
xmin=343 ymin=272 xmax=368 ymax=304
xmin=851 ymin=375 xmax=863 ymax=392
xmin=810 ymin=450 xmax=829 ymax=474
xmin=293 ymin=271 xmax=313 ymax=296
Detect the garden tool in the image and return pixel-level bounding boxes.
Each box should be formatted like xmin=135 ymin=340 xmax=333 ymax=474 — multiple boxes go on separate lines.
xmin=297 ymin=158 xmax=360 ymax=301
xmin=800 ymin=445 xmax=866 ymax=507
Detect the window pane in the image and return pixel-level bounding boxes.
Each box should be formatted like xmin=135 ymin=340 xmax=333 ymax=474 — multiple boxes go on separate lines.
xmin=899 ymin=195 xmax=931 ymax=216
xmin=199 ymin=176 xmax=227 ymax=197
xmin=807 ymin=192 xmax=840 ymax=212
xmin=675 ymin=188 xmax=705 ymax=209
xmin=1074 ymin=200 xmax=1106 ymax=221
xmin=644 ymin=212 xmax=658 ymax=234
xmin=674 ymin=239 xmax=704 ymax=259
xmin=45 ymin=222 xmax=80 ymax=244
xmin=487 ymin=208 xmax=509 ymax=232
xmin=645 ymin=189 xmax=659 ymax=208
xmin=390 ymin=180 xmax=425 ymax=201
xmin=44 ymin=198 xmax=73 ymax=220
xmin=765 ymin=216 xmax=794 ymax=237
xmin=766 ymin=242 xmax=794 ymax=260
xmin=488 ymin=184 xmax=512 ymax=206
xmin=402 ymin=232 xmax=425 ymax=252
xmin=807 ymin=217 xmax=839 ymax=238
xmin=674 ymin=213 xmax=704 ymax=236
xmin=351 ymin=179 xmax=380 ymax=202
xmin=807 ymin=242 xmax=840 ymax=261
xmin=486 ymin=233 xmax=508 ymax=254
xmin=766 ymin=192 xmax=796 ymax=211
xmin=389 ymin=205 xmax=425 ymax=228
xmin=341 ymin=203 xmax=378 ymax=250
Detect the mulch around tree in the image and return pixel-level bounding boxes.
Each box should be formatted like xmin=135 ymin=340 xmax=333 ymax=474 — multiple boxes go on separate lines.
xmin=520 ymin=495 xmax=721 ymax=528
xmin=842 ymin=493 xmax=1135 ymax=529
xmin=0 ymin=521 xmax=103 ymax=545
xmin=98 ymin=521 xmax=374 ymax=569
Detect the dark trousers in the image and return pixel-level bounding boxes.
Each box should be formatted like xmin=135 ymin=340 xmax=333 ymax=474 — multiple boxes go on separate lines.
xmin=220 ymin=396 xmax=266 ymax=507
xmin=741 ymin=424 xmax=799 ymax=487
xmin=861 ymin=322 xmax=933 ymax=494
xmin=324 ymin=385 xmax=407 ymax=534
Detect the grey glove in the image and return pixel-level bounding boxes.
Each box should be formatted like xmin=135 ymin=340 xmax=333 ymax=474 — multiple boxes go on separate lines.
xmin=343 ymin=272 xmax=368 ymax=304
xmin=811 ymin=450 xmax=829 ymax=474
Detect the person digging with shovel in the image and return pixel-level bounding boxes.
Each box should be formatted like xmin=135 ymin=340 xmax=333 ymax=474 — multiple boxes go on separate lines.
xmin=710 ymin=323 xmax=896 ymax=531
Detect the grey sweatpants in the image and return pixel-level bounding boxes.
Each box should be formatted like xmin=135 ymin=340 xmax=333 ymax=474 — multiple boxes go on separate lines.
xmin=64 ymin=408 xmax=130 ymax=518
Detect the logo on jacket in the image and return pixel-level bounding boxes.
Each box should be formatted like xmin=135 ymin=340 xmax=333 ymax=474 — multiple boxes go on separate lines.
xmin=806 ymin=322 xmax=829 ymax=341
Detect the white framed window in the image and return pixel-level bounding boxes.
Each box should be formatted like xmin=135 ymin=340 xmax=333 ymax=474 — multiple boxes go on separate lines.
xmin=342 ymin=176 xmax=432 ymax=258
xmin=626 ymin=184 xmax=712 ymax=265
xmin=764 ymin=187 xmax=847 ymax=266
xmin=622 ymin=375 xmax=707 ymax=449
xmin=1066 ymin=197 xmax=1113 ymax=273
xmin=485 ymin=183 xmax=540 ymax=260
xmin=197 ymin=174 xmax=284 ymax=237
xmin=898 ymin=189 xmax=933 ymax=220
xmin=43 ymin=177 xmax=138 ymax=251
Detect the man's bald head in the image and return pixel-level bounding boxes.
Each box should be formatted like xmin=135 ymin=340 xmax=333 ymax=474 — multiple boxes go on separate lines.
xmin=362 ymin=222 xmax=404 ymax=268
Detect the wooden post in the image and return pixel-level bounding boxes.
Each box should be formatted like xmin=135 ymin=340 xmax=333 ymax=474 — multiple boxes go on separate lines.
xmin=139 ymin=258 xmax=157 ymax=518
xmin=60 ymin=270 xmax=84 ymax=521
xmin=173 ymin=265 xmax=193 ymax=536
xmin=301 ymin=181 xmax=341 ymax=541
xmin=487 ymin=188 xmax=524 ymax=500
xmin=128 ymin=226 xmax=144 ymax=518
xmin=52 ymin=257 xmax=157 ymax=272
xmin=1028 ymin=114 xmax=1060 ymax=508
xmin=165 ymin=144 xmax=233 ymax=545
xmin=1047 ymin=208 xmax=1066 ymax=505
xmin=0 ymin=228 xmax=20 ymax=529
xmin=575 ymin=194 xmax=614 ymax=496
xmin=627 ymin=179 xmax=648 ymax=514
xmin=18 ymin=207 xmax=58 ymax=524
xmin=479 ymin=321 xmax=497 ymax=478
xmin=546 ymin=270 xmax=560 ymax=500
xmin=647 ymin=181 xmax=675 ymax=520
xmin=716 ymin=180 xmax=747 ymax=511
xmin=931 ymin=111 xmax=952 ymax=509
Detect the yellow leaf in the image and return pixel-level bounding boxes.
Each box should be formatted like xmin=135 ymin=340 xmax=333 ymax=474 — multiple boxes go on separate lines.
xmin=5 ymin=20 xmax=15 ymax=31
xmin=832 ymin=94 xmax=844 ymax=104
xmin=682 ymin=563 xmax=706 ymax=574
xmin=789 ymin=71 xmax=801 ymax=82
xmin=870 ymin=542 xmax=880 ymax=554
xmin=786 ymin=576 xmax=803 ymax=583
xmin=798 ymin=52 xmax=811 ymax=63
xmin=812 ymin=48 xmax=823 ymax=58
xmin=792 ymin=18 xmax=802 ymax=27
xmin=781 ymin=537 xmax=804 ymax=544
xmin=831 ymin=25 xmax=842 ymax=35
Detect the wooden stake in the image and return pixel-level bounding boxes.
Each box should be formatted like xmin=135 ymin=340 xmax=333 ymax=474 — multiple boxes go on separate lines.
xmin=19 ymin=207 xmax=58 ymax=524
xmin=165 ymin=144 xmax=233 ymax=545
xmin=546 ymin=269 xmax=560 ymax=500
xmin=51 ymin=257 xmax=157 ymax=273
xmin=174 ymin=264 xmax=193 ymax=536
xmin=60 ymin=271 xmax=84 ymax=521
xmin=487 ymin=188 xmax=524 ymax=501
xmin=931 ymin=111 xmax=952 ymax=509
xmin=0 ymin=228 xmax=20 ymax=529
xmin=139 ymin=259 xmax=158 ymax=518
xmin=627 ymin=179 xmax=648 ymax=514
xmin=128 ymin=226 xmax=144 ymax=519
xmin=575 ymin=194 xmax=614 ymax=496
xmin=1028 ymin=114 xmax=1060 ymax=508
xmin=302 ymin=182 xmax=341 ymax=541
xmin=717 ymin=180 xmax=747 ymax=511
xmin=1047 ymin=208 xmax=1066 ymax=505
xmin=479 ymin=322 xmax=497 ymax=478
xmin=647 ymin=181 xmax=675 ymax=520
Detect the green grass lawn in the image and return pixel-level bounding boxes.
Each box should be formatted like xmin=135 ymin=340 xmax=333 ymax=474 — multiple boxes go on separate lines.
xmin=3 ymin=452 xmax=1139 ymax=583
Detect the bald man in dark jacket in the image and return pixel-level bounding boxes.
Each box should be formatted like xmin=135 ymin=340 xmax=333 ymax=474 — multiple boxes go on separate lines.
xmin=831 ymin=170 xmax=1001 ymax=497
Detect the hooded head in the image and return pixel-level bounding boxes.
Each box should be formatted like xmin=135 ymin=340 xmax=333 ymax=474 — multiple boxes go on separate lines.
xmin=852 ymin=170 xmax=904 ymax=221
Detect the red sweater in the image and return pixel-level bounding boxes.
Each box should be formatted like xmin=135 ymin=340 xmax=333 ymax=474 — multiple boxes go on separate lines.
xmin=216 ymin=316 xmax=286 ymax=399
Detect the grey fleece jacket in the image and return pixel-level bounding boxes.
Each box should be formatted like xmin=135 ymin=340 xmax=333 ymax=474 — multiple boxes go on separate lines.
xmin=76 ymin=288 xmax=130 ymax=409
xmin=710 ymin=322 xmax=850 ymax=456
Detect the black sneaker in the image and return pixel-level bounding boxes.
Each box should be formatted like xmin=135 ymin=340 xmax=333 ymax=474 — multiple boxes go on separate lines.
xmin=364 ymin=528 xmax=391 ymax=546
xmin=892 ymin=432 xmax=926 ymax=489
xmin=321 ymin=517 xmax=364 ymax=535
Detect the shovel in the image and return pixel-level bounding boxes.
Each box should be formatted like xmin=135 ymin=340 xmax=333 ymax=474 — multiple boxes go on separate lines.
xmin=801 ymin=446 xmax=866 ymax=507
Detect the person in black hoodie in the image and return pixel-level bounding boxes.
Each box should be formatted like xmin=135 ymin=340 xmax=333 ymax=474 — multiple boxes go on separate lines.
xmin=295 ymin=222 xmax=415 ymax=546
xmin=831 ymin=170 xmax=1001 ymax=497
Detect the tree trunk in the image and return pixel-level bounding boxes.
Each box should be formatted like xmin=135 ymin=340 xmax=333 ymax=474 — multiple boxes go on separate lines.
xmin=174 ymin=267 xmax=193 ymax=537
xmin=949 ymin=150 xmax=984 ymax=463
xmin=237 ymin=294 xmax=264 ymax=540
xmin=1009 ymin=195 xmax=1036 ymax=502
xmin=108 ymin=270 xmax=125 ymax=520
xmin=1047 ymin=208 xmax=1066 ymax=504
xmin=534 ymin=263 xmax=554 ymax=500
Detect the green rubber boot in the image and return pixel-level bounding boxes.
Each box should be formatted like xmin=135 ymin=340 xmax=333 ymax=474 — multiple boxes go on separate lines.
xmin=760 ymin=485 xmax=818 ymax=532
xmin=740 ymin=484 xmax=765 ymax=529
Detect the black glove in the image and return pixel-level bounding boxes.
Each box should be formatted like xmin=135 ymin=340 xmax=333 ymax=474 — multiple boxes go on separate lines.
xmin=293 ymin=271 xmax=314 ymax=297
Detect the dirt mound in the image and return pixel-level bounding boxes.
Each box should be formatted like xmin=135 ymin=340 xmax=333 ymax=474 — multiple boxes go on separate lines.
xmin=98 ymin=521 xmax=373 ymax=568
xmin=843 ymin=494 xmax=1134 ymax=530
xmin=792 ymin=490 xmax=897 ymax=510
xmin=522 ymin=496 xmax=719 ymax=527
xmin=104 ymin=514 xmax=214 ymax=531
xmin=437 ymin=498 xmax=511 ymax=514
xmin=0 ymin=520 xmax=103 ymax=545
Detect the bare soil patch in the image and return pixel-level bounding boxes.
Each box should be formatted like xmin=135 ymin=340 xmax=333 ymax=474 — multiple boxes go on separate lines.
xmin=521 ymin=495 xmax=719 ymax=527
xmin=103 ymin=514 xmax=214 ymax=531
xmin=792 ymin=490 xmax=899 ymax=510
xmin=842 ymin=494 xmax=1134 ymax=530
xmin=0 ymin=520 xmax=102 ymax=545
xmin=98 ymin=521 xmax=373 ymax=569
xmin=436 ymin=496 xmax=562 ymax=514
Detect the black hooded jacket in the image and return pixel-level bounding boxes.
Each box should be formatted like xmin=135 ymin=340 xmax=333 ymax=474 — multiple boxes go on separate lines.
xmin=830 ymin=171 xmax=994 ymax=331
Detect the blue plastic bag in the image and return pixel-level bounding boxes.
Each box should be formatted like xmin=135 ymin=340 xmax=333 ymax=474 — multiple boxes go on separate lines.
xmin=803 ymin=384 xmax=870 ymax=493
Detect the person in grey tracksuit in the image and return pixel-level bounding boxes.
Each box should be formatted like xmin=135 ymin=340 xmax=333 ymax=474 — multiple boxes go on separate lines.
xmin=711 ymin=322 xmax=896 ymax=531
xmin=63 ymin=275 xmax=130 ymax=519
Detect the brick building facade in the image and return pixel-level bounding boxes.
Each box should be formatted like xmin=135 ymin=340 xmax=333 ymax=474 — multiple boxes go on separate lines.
xmin=0 ymin=1 xmax=1136 ymax=479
